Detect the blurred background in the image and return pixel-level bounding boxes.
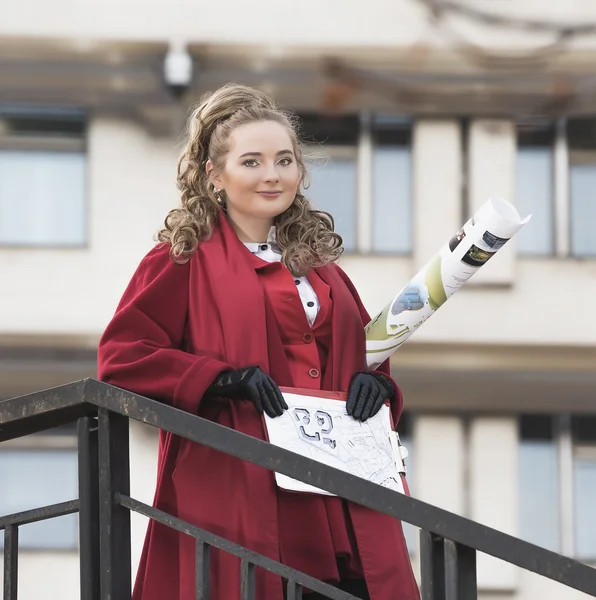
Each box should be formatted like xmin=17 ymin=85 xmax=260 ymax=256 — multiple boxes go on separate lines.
xmin=1 ymin=0 xmax=596 ymax=598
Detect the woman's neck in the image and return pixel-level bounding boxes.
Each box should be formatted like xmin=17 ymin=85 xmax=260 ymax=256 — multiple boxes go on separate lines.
xmin=227 ymin=209 xmax=274 ymax=243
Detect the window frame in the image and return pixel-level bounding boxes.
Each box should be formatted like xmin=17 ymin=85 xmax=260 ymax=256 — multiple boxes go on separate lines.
xmin=0 ymin=113 xmax=89 ymax=250
xmin=518 ymin=413 xmax=596 ymax=562
xmin=568 ymin=147 xmax=596 ymax=258
xmin=303 ymin=143 xmax=360 ymax=253
xmin=299 ymin=111 xmax=413 ymax=256
xmin=512 ymin=117 xmax=596 ymax=260
xmin=515 ymin=122 xmax=557 ymax=257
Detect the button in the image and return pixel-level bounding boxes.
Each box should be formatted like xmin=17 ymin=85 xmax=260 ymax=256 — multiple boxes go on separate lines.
xmin=260 ymin=244 xmax=268 ymax=251
xmin=302 ymin=332 xmax=314 ymax=343
xmin=307 ymin=301 xmax=315 ymax=307
xmin=308 ymin=368 xmax=320 ymax=378
xmin=294 ymin=279 xmax=300 ymax=285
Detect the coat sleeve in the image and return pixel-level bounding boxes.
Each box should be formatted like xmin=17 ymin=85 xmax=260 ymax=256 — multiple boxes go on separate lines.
xmin=333 ymin=264 xmax=405 ymax=427
xmin=97 ymin=245 xmax=233 ymax=414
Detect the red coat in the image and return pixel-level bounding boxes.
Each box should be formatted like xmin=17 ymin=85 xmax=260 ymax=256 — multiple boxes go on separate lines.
xmin=97 ymin=213 xmax=420 ymax=600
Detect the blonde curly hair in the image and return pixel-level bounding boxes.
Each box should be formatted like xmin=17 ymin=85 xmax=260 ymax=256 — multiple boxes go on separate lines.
xmin=157 ymin=83 xmax=343 ymax=276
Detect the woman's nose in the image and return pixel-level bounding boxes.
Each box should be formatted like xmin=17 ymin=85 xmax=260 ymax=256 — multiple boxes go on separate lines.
xmin=263 ymin=163 xmax=280 ymax=182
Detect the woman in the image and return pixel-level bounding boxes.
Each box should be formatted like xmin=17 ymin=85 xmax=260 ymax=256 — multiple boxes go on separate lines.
xmin=98 ymin=83 xmax=419 ymax=600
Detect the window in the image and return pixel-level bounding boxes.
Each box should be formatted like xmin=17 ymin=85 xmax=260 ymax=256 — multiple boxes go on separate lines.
xmin=568 ymin=118 xmax=596 ymax=257
xmin=0 ymin=425 xmax=79 ymax=550
xmin=307 ymin=153 xmax=357 ymax=251
xmin=371 ymin=115 xmax=412 ymax=253
xmin=298 ymin=112 xmax=412 ymax=254
xmin=515 ymin=123 xmax=554 ymax=255
xmin=571 ymin=416 xmax=596 ymax=560
xmin=518 ymin=414 xmax=596 ymax=560
xmin=518 ymin=415 xmax=560 ymax=552
xmin=301 ymin=114 xmax=359 ymax=251
xmin=0 ymin=107 xmax=87 ymax=247
xmin=513 ymin=117 xmax=596 ymax=259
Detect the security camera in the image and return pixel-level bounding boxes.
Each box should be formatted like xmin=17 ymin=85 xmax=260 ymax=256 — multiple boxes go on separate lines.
xmin=163 ymin=46 xmax=193 ymax=99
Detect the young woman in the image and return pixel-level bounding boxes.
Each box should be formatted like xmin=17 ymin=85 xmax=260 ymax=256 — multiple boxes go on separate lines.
xmin=98 ymin=83 xmax=419 ymax=600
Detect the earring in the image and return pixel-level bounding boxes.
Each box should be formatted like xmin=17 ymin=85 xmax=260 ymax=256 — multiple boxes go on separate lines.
xmin=214 ymin=188 xmax=224 ymax=204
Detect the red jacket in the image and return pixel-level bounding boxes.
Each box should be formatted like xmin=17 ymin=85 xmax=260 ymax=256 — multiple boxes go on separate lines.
xmin=97 ymin=213 xmax=420 ymax=600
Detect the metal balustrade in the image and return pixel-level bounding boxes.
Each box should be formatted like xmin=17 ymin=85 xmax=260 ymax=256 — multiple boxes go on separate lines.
xmin=1 ymin=378 xmax=595 ymax=600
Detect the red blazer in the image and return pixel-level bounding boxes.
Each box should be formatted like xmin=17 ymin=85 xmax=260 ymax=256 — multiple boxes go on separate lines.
xmin=97 ymin=212 xmax=420 ymax=600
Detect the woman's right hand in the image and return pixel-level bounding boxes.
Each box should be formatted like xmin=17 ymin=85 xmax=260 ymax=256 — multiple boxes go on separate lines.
xmin=205 ymin=366 xmax=288 ymax=418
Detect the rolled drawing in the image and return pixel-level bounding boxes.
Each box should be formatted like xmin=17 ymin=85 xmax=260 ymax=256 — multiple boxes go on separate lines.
xmin=365 ymin=198 xmax=532 ymax=370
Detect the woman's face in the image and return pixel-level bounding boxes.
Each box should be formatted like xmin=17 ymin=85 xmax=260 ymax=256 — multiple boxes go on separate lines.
xmin=210 ymin=120 xmax=300 ymax=224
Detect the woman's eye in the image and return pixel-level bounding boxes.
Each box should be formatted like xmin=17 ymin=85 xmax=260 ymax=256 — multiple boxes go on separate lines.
xmin=243 ymin=159 xmax=258 ymax=167
xmin=279 ymin=157 xmax=293 ymax=166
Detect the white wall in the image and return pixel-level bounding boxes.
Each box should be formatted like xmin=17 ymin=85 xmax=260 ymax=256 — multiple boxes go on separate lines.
xmin=412 ymin=416 xmax=466 ymax=514
xmin=515 ymin=568 xmax=595 ymax=600
xmin=410 ymin=419 xmax=596 ymax=600
xmin=470 ymin=417 xmax=518 ymax=591
xmin=129 ymin=421 xmax=160 ymax=581
xmin=0 ymin=0 xmax=429 ymax=45
xmin=4 ymin=0 xmax=596 ymax=50
xmin=2 ymin=87 xmax=595 ymax=600
xmin=0 ymin=552 xmax=79 ymax=600
xmin=467 ymin=120 xmax=517 ymax=286
xmin=3 ymin=118 xmax=596 ymax=347
xmin=412 ymin=120 xmax=462 ymax=270
xmin=0 ymin=118 xmax=179 ymax=335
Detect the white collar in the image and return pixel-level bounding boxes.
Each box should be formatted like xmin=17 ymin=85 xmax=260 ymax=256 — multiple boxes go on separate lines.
xmin=243 ymin=226 xmax=279 ymax=253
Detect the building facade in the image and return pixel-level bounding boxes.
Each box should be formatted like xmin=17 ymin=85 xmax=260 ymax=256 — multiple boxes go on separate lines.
xmin=1 ymin=1 xmax=596 ymax=598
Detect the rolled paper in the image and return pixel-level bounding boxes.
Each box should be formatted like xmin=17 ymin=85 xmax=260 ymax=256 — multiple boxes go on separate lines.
xmin=365 ymin=198 xmax=532 ymax=370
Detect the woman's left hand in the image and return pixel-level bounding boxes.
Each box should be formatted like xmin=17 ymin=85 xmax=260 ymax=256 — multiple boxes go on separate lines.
xmin=346 ymin=372 xmax=395 ymax=422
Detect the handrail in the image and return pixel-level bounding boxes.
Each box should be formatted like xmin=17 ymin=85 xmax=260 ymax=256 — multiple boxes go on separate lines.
xmin=1 ymin=378 xmax=595 ymax=597
xmin=0 ymin=500 xmax=80 ymax=530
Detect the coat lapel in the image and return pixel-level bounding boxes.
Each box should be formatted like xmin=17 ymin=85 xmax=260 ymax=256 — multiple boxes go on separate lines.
xmin=199 ymin=213 xmax=271 ymax=372
xmin=198 ymin=212 xmax=294 ymax=386
xmin=315 ymin=264 xmax=366 ymax=391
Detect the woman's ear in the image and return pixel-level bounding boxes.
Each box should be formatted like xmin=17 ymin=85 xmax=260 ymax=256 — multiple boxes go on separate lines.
xmin=206 ymin=159 xmax=223 ymax=189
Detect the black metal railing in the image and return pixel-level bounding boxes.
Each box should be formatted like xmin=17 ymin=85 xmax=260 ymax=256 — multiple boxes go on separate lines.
xmin=1 ymin=378 xmax=595 ymax=600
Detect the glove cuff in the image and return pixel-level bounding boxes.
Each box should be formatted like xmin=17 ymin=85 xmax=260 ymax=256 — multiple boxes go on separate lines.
xmin=369 ymin=372 xmax=396 ymax=399
xmin=205 ymin=366 xmax=258 ymax=397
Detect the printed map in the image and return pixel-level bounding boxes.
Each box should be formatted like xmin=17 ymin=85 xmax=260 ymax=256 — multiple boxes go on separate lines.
xmin=264 ymin=392 xmax=404 ymax=496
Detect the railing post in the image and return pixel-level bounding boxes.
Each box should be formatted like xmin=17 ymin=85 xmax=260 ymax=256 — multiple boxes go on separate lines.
xmin=444 ymin=540 xmax=477 ymax=600
xmin=420 ymin=530 xmax=446 ymax=600
xmin=286 ymin=580 xmax=303 ymax=600
xmin=240 ymin=560 xmax=256 ymax=600
xmin=3 ymin=525 xmax=19 ymax=600
xmin=98 ymin=408 xmax=131 ymax=600
xmin=195 ymin=540 xmax=211 ymax=600
xmin=78 ymin=415 xmax=100 ymax=600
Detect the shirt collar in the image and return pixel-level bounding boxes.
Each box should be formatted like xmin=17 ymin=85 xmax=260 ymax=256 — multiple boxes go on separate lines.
xmin=243 ymin=226 xmax=280 ymax=254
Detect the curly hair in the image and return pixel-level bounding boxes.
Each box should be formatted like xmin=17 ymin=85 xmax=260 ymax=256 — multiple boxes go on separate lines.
xmin=157 ymin=83 xmax=343 ymax=276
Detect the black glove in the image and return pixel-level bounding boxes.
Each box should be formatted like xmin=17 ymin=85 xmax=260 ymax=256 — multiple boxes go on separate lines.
xmin=205 ymin=366 xmax=288 ymax=418
xmin=346 ymin=372 xmax=395 ymax=422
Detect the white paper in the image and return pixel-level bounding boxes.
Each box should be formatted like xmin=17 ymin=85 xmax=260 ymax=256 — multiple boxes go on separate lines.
xmin=264 ymin=391 xmax=405 ymax=495
xmin=365 ymin=198 xmax=532 ymax=369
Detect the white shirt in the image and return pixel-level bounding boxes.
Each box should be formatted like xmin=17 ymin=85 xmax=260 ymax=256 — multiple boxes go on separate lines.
xmin=243 ymin=227 xmax=320 ymax=327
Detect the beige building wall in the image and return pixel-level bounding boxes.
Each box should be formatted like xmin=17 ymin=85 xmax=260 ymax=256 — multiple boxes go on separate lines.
xmin=3 ymin=2 xmax=596 ymax=597
xmin=470 ymin=417 xmax=518 ymax=590
xmin=0 ymin=553 xmax=79 ymax=599
xmin=2 ymin=114 xmax=595 ymax=600
xmin=0 ymin=118 xmax=178 ymax=335
xmin=3 ymin=0 xmax=596 ymax=51
xmin=412 ymin=120 xmax=462 ymax=270
xmin=3 ymin=118 xmax=596 ymax=346
xmin=467 ymin=120 xmax=517 ymax=286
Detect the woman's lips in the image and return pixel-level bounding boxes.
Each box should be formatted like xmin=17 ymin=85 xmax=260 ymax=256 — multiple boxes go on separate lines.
xmin=257 ymin=191 xmax=283 ymax=198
